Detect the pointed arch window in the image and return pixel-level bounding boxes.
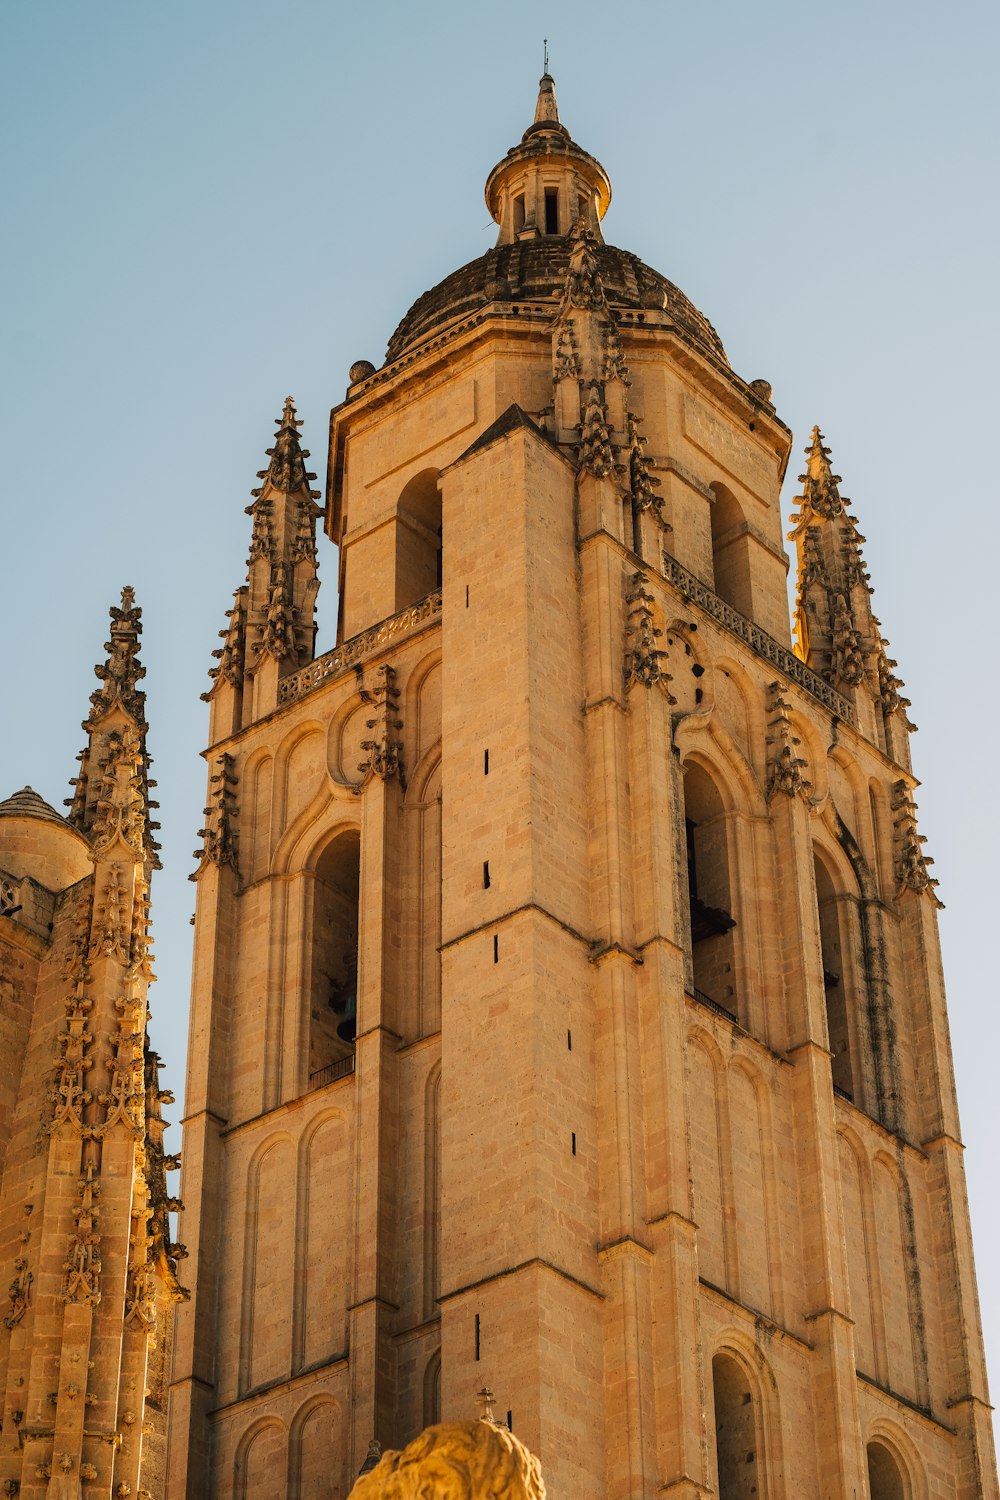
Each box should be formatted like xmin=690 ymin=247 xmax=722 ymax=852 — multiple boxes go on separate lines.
xmin=309 ymin=831 xmax=360 ymax=1087
xmin=813 ymin=848 xmax=863 ymax=1102
xmin=683 ymin=764 xmax=738 ymax=1022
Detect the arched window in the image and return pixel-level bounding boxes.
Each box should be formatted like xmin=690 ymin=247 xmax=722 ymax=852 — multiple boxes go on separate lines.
xmin=683 ymin=764 xmax=737 ymax=1021
xmin=396 ymin=469 xmax=442 ymax=611
xmin=813 ymin=851 xmax=855 ymax=1100
xmin=867 ymin=1440 xmax=906 ymax=1500
xmin=309 ymin=831 xmax=360 ymax=1085
xmin=712 ymin=1353 xmax=760 ymax=1500
xmin=710 ymin=484 xmax=753 ymax=617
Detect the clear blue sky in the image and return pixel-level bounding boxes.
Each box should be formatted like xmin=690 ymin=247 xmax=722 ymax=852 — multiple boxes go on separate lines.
xmin=2 ymin=0 xmax=997 ymax=1442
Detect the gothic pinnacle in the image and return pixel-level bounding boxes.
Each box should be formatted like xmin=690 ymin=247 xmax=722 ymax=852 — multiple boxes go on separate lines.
xmin=67 ymin=589 xmax=160 ymax=866
xmin=250 ymin=396 xmax=320 ymax=498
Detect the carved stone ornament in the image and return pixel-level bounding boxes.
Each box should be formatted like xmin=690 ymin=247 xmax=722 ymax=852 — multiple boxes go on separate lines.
xmin=552 ymin=325 xmax=579 ymax=381
xmin=829 ymin=591 xmax=865 ymax=687
xmin=577 ymin=382 xmax=616 ymax=479
xmin=87 ymin=587 xmax=146 ymax=727
xmin=797 ymin=427 xmax=846 ymax=521
xmin=206 ymin=588 xmax=248 ymax=696
xmin=563 ymin=220 xmax=605 ymax=311
xmin=92 ymin=727 xmax=147 ymax=858
xmin=357 ymin=666 xmax=406 ymax=791
xmin=258 ymin=575 xmax=295 ymax=662
xmin=3 ymin=1256 xmax=33 ymax=1329
xmin=349 ymin=1418 xmax=546 ymax=1500
xmin=625 ymin=412 xmax=664 ymax=522
xmin=764 ymin=682 xmax=811 ymax=800
xmin=891 ymin=780 xmax=942 ymax=905
xmin=49 ymin=992 xmax=95 ymax=1130
xmin=623 ymin=573 xmax=674 ymax=698
xmin=61 ymin=1169 xmax=102 ymax=1306
xmin=602 ymin=322 xmax=630 ymax=386
xmin=192 ymin=753 xmax=240 ymax=879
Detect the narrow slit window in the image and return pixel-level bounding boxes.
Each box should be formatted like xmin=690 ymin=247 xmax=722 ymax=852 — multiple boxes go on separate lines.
xmin=567 ymin=1029 xmax=572 ymax=1051
xmin=484 ymin=748 xmax=489 ymax=775
xmin=571 ymin=1131 xmax=577 ymax=1156
xmin=493 ymin=934 xmax=499 ymax=964
xmin=483 ymin=861 xmax=491 ymax=889
xmin=474 ymin=1313 xmax=481 ymax=1361
xmin=544 ymin=187 xmax=559 ymax=235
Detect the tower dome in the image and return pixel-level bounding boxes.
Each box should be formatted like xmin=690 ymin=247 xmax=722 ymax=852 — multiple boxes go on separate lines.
xmin=385 ymin=75 xmax=728 ymax=367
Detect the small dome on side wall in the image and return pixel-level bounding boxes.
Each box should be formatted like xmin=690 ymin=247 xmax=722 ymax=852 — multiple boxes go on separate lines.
xmin=0 ymin=786 xmax=92 ymax=891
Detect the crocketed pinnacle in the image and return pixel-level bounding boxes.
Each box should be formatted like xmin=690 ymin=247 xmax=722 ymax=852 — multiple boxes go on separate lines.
xmin=251 ymin=397 xmax=320 ymax=498
xmin=87 ymin=585 xmax=147 ymax=729
xmin=796 ymin=426 xmax=846 ymax=520
xmin=66 ymin=589 xmax=161 ymax=865
xmin=533 ymin=71 xmax=560 ymax=126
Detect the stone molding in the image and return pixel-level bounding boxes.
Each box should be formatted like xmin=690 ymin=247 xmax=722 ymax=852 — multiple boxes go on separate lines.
xmin=277 ymin=591 xmax=443 ymax=707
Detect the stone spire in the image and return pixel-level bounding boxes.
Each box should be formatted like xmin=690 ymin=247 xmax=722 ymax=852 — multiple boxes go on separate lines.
xmin=66 ymin=587 xmax=160 ymax=868
xmin=533 ymin=70 xmax=559 ymax=125
xmin=788 ymin=428 xmax=913 ymax=757
xmin=204 ymin=398 xmax=324 ymax=733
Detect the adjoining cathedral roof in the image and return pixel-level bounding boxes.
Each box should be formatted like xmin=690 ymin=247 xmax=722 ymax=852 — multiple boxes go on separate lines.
xmin=0 ymin=786 xmax=70 ymax=827
xmin=385 ymin=238 xmax=728 ymax=365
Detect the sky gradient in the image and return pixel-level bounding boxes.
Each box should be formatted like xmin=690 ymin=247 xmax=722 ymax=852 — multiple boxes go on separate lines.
xmin=2 ymin=0 xmax=997 ymax=1445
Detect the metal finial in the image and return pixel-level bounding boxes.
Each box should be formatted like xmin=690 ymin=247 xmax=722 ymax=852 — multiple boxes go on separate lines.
xmin=476 ymin=1385 xmax=497 ymax=1423
xmin=543 ymin=38 xmax=549 ymax=73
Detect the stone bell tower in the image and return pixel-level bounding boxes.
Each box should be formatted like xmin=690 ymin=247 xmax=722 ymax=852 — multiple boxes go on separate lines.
xmin=0 ymin=590 xmax=186 ymax=1500
xmin=167 ymin=74 xmax=997 ymax=1500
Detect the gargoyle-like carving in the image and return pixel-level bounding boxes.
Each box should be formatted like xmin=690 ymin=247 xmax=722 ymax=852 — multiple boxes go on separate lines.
xmin=578 ymin=383 xmax=616 ymax=479
xmin=552 ymin=325 xmax=579 ymax=381
xmin=349 ymin=1418 xmax=546 ymax=1500
xmin=3 ymin=1256 xmax=33 ymax=1329
xmin=625 ymin=412 xmax=664 ymax=522
xmin=207 ymin=588 xmax=248 ymax=694
xmin=357 ymin=666 xmax=406 ymax=791
xmin=563 ymin=220 xmax=605 ymax=311
xmin=258 ymin=577 xmax=295 ymax=661
xmin=602 ymin=322 xmax=630 ymax=386
xmin=764 ymin=682 xmax=811 ymax=800
xmin=829 ymin=592 xmax=865 ymax=686
xmin=624 ymin=573 xmax=673 ymax=697
xmin=891 ymin=781 xmax=942 ymax=904
xmin=192 ymin=753 xmax=239 ymax=879
xmin=247 ymin=495 xmax=273 ymax=562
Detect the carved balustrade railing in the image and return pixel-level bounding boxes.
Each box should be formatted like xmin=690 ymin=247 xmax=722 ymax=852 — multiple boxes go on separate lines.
xmin=659 ymin=553 xmax=856 ymax=726
xmin=278 ymin=591 xmax=443 ymax=707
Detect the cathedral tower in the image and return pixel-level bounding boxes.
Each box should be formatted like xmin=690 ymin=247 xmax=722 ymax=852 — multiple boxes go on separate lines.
xmin=0 ymin=591 xmax=186 ymax=1499
xmin=167 ymin=78 xmax=998 ymax=1500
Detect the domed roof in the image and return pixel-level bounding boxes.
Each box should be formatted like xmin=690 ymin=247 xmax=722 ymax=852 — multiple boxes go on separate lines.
xmin=385 ymin=238 xmax=728 ymax=365
xmin=384 ymin=74 xmax=727 ymax=368
xmin=0 ymin=786 xmax=68 ymax=827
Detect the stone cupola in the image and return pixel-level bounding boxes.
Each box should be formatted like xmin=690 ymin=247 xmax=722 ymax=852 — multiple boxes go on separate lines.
xmin=485 ymin=72 xmax=612 ymax=244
